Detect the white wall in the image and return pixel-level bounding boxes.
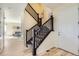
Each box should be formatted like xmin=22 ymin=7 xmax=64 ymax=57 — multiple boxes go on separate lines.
xmin=52 ymin=4 xmax=79 ymax=55
xmin=37 ymin=31 xmax=58 ymax=54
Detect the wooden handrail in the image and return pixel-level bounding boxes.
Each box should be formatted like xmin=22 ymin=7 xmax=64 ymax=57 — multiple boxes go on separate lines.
xmin=43 ymin=18 xmax=51 ymax=25
xmin=28 ymin=3 xmax=38 ymax=16
xmin=25 ymin=3 xmax=39 ymax=22
xmin=26 ymin=24 xmax=38 ymax=32
xmin=43 ymin=15 xmax=54 ymax=31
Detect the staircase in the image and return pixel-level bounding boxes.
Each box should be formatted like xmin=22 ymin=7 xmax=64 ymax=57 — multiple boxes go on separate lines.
xmin=25 ymin=3 xmax=54 ymax=56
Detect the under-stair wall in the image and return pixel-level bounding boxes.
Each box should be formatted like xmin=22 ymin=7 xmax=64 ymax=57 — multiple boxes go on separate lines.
xmin=22 ymin=10 xmax=37 ymax=44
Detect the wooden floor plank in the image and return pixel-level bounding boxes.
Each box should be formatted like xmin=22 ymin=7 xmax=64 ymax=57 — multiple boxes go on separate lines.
xmin=42 ymin=48 xmax=75 ymax=56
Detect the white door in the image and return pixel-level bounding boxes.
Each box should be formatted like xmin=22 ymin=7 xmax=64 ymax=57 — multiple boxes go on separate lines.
xmin=57 ymin=6 xmax=79 ymax=55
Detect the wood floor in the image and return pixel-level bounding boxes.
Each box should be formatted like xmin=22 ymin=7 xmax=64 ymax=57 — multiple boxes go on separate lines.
xmin=0 ymin=39 xmax=76 ymax=56
xmin=41 ymin=47 xmax=75 ymax=56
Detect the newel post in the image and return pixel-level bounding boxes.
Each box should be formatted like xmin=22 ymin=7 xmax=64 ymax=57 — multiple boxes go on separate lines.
xmin=32 ymin=29 xmax=36 ymax=56
xmin=26 ymin=30 xmax=28 ymax=47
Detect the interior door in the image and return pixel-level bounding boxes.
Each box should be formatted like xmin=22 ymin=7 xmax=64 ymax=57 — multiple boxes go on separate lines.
xmin=0 ymin=8 xmax=4 ymax=53
xmin=57 ymin=6 xmax=79 ymax=55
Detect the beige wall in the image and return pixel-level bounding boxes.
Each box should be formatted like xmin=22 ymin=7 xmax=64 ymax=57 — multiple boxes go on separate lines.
xmin=22 ymin=11 xmax=37 ymax=41
xmin=30 ymin=3 xmax=52 ymax=24
xmin=30 ymin=3 xmax=44 ymax=14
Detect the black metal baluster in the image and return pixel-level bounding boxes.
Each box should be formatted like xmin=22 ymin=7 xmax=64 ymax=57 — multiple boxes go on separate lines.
xmin=32 ymin=29 xmax=36 ymax=56
xmin=26 ymin=30 xmax=28 ymax=47
xmin=51 ymin=15 xmax=54 ymax=31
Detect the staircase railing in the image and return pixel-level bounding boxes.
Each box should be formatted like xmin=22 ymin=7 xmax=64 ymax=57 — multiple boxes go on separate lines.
xmin=43 ymin=15 xmax=54 ymax=31
xmin=26 ymin=24 xmax=39 ymax=47
xmin=36 ymin=16 xmax=54 ymax=48
xmin=25 ymin=3 xmax=54 ymax=56
xmin=32 ymin=15 xmax=54 ymax=55
xmin=25 ymin=3 xmax=39 ymax=22
xmin=25 ymin=3 xmax=39 ymax=47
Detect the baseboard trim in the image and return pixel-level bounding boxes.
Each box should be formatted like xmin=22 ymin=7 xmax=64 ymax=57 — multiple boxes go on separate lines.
xmin=37 ymin=47 xmax=56 ymax=56
xmin=37 ymin=47 xmax=78 ymax=56
xmin=58 ymin=48 xmax=78 ymax=56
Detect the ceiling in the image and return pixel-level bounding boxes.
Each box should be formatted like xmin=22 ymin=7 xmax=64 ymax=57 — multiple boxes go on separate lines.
xmin=44 ymin=3 xmax=78 ymax=9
